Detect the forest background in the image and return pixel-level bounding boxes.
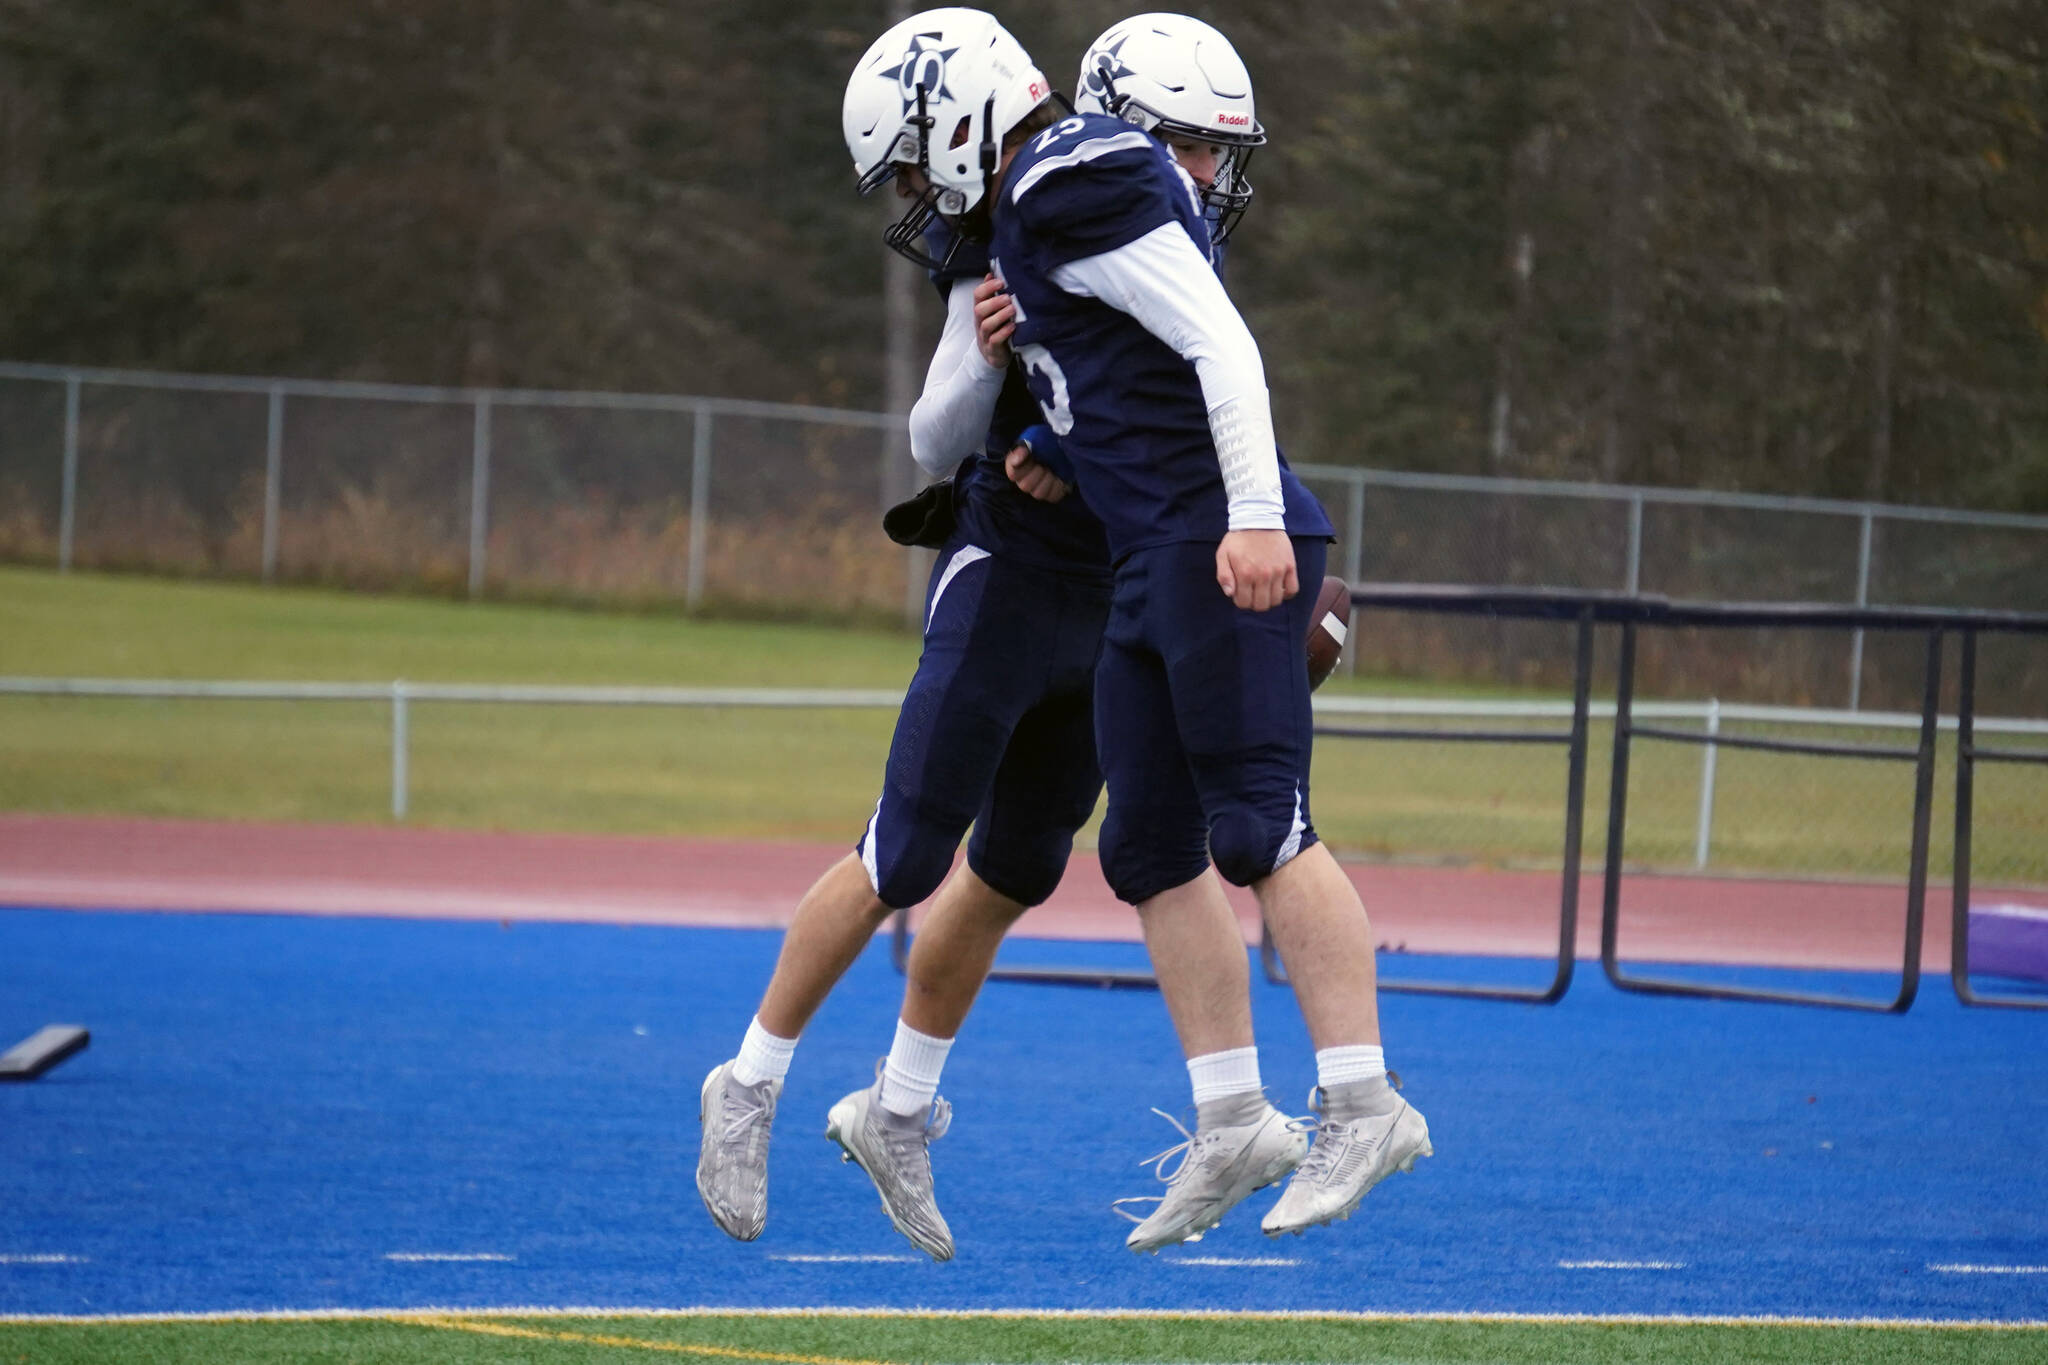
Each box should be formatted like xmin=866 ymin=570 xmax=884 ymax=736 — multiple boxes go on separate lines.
xmin=2 ymin=0 xmax=2044 ymax=513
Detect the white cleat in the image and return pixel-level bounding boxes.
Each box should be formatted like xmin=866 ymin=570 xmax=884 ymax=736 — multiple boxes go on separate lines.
xmin=1260 ymin=1088 xmax=1431 ymax=1238
xmin=697 ymin=1060 xmax=780 ymax=1242
xmin=1118 ymin=1103 xmax=1307 ymax=1255
xmin=825 ymin=1072 xmax=955 ymax=1262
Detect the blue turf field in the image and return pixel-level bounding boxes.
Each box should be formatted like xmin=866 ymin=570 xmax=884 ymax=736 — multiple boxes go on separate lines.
xmin=2 ymin=906 xmax=2044 ymax=1321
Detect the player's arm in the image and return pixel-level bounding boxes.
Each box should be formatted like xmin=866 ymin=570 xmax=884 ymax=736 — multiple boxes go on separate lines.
xmin=907 ymin=277 xmax=1011 ymax=478
xmin=1049 ymin=223 xmax=1294 ymax=608
xmin=959 ymin=287 xmax=1069 ymax=504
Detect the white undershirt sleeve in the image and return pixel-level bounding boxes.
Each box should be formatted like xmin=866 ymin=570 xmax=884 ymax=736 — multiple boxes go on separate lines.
xmin=906 ymin=278 xmax=1008 ymax=479
xmin=1048 ymin=223 xmax=1284 ymax=531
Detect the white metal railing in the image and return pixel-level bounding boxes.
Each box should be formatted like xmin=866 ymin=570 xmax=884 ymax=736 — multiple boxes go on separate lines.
xmin=3 ymin=677 xmax=2042 ymax=862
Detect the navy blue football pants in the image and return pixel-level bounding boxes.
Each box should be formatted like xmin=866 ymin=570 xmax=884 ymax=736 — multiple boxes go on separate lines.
xmin=855 ymin=538 xmax=1110 ymax=911
xmin=1095 ymin=536 xmax=1328 ymax=905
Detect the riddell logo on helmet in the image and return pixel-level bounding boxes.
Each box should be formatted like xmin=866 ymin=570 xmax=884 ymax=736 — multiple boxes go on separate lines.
xmin=1215 ymin=112 xmax=1251 ymax=127
xmin=1028 ymin=78 xmax=1048 ymax=100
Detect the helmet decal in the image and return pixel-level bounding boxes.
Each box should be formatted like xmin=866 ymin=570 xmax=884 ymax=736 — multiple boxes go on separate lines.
xmin=1083 ymin=34 xmax=1137 ymax=107
xmin=884 ymin=32 xmax=960 ymax=115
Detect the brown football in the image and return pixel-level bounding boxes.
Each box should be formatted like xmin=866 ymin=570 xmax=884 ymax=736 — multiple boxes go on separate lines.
xmin=1306 ymin=575 xmax=1352 ymax=691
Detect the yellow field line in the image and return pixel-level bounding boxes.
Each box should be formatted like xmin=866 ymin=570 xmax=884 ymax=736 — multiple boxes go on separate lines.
xmin=405 ymin=1313 xmax=896 ymax=1365
xmin=5 ymin=1304 xmax=2045 ymax=1331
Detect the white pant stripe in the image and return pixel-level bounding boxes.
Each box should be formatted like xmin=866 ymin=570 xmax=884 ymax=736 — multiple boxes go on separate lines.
xmin=925 ymin=544 xmax=991 ymax=633
xmin=1273 ymin=783 xmax=1307 ymax=871
xmin=859 ymin=798 xmax=883 ymax=894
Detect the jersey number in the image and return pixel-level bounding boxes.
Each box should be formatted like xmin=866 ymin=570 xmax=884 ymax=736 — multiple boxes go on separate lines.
xmin=1032 ymin=116 xmax=1089 ymax=154
xmin=1017 ymin=343 xmax=1074 ymax=436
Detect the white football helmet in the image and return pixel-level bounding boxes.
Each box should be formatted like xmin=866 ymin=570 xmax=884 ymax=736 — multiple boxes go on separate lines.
xmin=1076 ymin=13 xmax=1267 ymax=241
xmin=842 ymin=7 xmax=1053 ymax=268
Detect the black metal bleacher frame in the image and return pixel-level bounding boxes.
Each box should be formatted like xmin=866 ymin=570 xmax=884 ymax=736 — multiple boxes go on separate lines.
xmin=1259 ymin=585 xmax=1613 ymax=1004
xmin=1599 ymin=598 xmax=2048 ymax=1013
xmin=1597 ymin=602 xmax=1944 ymax=1013
xmin=1951 ymin=628 xmax=2048 ymax=1011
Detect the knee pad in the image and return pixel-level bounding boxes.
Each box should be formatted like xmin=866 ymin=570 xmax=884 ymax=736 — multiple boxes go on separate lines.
xmin=1099 ymin=804 xmax=1210 ymax=907
xmin=859 ymin=800 xmax=964 ymax=911
xmin=1207 ymin=806 xmax=1310 ymax=888
xmin=967 ymin=826 xmax=1074 ymax=909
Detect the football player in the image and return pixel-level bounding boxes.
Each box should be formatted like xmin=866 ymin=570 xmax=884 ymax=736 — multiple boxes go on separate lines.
xmin=982 ymin=11 xmax=1272 ymax=504
xmin=696 ymin=8 xmax=1263 ymax=1263
xmin=849 ymin=8 xmax=1434 ymax=1251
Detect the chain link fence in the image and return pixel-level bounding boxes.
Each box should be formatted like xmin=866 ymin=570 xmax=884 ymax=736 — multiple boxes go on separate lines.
xmin=8 ymin=362 xmax=2048 ymax=711
xmin=0 ymin=363 xmax=911 ymax=624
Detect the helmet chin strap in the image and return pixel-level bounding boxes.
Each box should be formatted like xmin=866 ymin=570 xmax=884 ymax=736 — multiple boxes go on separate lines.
xmin=978 ymin=92 xmax=998 ymax=200
xmin=912 ymin=82 xmax=934 ymax=169
xmin=1094 ymin=60 xmax=1124 ymax=117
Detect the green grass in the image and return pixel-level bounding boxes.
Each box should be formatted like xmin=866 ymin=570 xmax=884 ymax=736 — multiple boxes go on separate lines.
xmin=0 ymin=566 xmax=925 ymax=687
xmin=1 ymin=1310 xmax=2042 ymax=1365
xmin=2 ymin=566 xmax=2042 ymax=881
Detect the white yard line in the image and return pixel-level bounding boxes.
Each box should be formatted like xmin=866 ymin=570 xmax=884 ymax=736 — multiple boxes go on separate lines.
xmin=383 ymin=1253 xmax=514 ymax=1263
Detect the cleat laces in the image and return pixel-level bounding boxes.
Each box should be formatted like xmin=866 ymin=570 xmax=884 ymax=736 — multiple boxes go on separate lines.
xmin=1292 ymin=1085 xmax=1394 ymax=1190
xmin=1112 ymin=1107 xmax=1294 ymax=1225
xmin=884 ymin=1094 xmax=951 ymax=1153
xmin=719 ymin=1088 xmax=772 ymax=1146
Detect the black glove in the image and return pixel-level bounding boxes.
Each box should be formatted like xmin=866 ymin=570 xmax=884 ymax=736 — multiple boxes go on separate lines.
xmin=883 ymin=478 xmax=959 ymax=549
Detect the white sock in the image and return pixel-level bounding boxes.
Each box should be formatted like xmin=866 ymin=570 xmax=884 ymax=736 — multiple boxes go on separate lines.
xmin=730 ymin=1016 xmax=797 ymax=1088
xmin=879 ymin=1019 xmax=953 ymax=1117
xmin=1316 ymin=1044 xmax=1386 ymax=1090
xmin=1187 ymin=1046 xmax=1262 ymax=1105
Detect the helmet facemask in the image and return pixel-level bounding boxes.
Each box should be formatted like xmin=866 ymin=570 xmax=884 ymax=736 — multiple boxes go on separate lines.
xmin=858 ymin=86 xmax=1001 ymax=272
xmin=854 ymin=83 xmax=952 ymax=273
xmin=1200 ymin=141 xmax=1257 ymax=245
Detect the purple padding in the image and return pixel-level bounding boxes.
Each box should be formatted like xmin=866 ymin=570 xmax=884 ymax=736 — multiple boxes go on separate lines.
xmin=1969 ymin=903 xmax=2048 ymax=982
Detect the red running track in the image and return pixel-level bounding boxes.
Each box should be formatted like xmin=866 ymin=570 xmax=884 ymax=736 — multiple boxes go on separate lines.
xmin=5 ymin=814 xmax=2035 ymax=970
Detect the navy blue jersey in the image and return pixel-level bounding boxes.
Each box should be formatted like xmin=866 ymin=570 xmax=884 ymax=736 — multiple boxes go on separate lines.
xmin=918 ymin=220 xmax=1108 ymax=576
xmin=989 ymin=113 xmax=1330 ymax=560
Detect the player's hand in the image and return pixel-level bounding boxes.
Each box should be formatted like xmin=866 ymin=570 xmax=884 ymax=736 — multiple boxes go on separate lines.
xmin=975 ymin=275 xmax=1016 ymax=368
xmin=1215 ymin=530 xmax=1298 ymax=611
xmin=1005 ymin=444 xmax=1069 ymax=503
